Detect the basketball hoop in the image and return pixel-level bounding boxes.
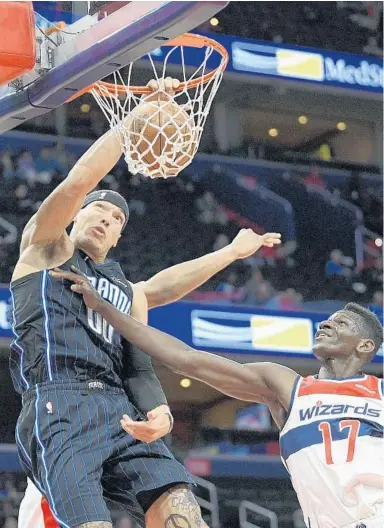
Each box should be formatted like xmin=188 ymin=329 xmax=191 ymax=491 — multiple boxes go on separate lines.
xmin=68 ymin=33 xmax=228 ymax=179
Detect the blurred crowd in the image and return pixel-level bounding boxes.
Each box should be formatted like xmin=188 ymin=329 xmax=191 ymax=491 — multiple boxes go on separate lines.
xmin=199 ymin=1 xmax=383 ymax=57
xmin=1 ymin=145 xmax=382 ymax=316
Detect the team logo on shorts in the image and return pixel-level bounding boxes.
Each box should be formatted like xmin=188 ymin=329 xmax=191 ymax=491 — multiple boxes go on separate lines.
xmin=46 ymin=402 xmax=53 ymax=414
xmin=88 ymin=380 xmax=105 ymax=390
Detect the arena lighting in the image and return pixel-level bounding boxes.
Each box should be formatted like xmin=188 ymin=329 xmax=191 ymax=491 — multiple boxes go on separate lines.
xmin=210 ymin=17 xmax=219 ymax=26
xmin=180 ymin=378 xmax=192 ymax=388
xmin=298 ymin=115 xmax=308 ymax=125
xmin=337 ymin=121 xmax=347 ymax=131
xmin=268 ymin=128 xmax=279 ymax=137
xmin=375 ymin=238 xmax=383 ymax=247
xmin=80 ymin=103 xmax=91 ymax=113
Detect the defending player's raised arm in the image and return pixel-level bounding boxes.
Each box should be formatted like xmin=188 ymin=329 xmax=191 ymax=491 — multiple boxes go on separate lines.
xmin=50 ymin=266 xmax=297 ymax=408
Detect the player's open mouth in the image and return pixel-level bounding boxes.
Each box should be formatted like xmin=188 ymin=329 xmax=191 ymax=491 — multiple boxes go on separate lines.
xmin=91 ymin=226 xmax=106 ymax=237
xmin=315 ymin=331 xmax=332 ymax=339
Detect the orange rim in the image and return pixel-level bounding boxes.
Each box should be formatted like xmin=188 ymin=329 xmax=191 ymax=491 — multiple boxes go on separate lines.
xmin=67 ymin=33 xmax=228 ymax=102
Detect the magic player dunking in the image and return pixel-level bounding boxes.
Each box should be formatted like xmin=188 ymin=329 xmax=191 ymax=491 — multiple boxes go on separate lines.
xmin=11 ymin=78 xmax=282 ymax=528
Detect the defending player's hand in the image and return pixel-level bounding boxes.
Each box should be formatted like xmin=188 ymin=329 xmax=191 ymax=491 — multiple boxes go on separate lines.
xmin=229 ymin=228 xmax=282 ymax=259
xmin=120 ymin=404 xmax=173 ymax=443
xmin=49 ymin=266 xmax=103 ymax=311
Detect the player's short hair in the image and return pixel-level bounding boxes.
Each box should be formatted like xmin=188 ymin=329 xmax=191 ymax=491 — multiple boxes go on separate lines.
xmin=343 ymin=302 xmax=383 ymax=356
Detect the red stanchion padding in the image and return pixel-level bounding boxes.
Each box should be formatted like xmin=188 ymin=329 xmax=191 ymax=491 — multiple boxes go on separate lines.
xmin=0 ymin=1 xmax=36 ymax=86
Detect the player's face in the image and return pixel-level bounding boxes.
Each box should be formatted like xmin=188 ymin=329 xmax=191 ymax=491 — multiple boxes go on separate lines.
xmin=313 ymin=311 xmax=366 ymax=360
xmin=74 ymin=201 xmax=125 ymax=254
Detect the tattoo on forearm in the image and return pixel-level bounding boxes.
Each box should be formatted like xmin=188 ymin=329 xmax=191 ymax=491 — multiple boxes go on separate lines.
xmin=164 ymin=486 xmax=203 ymax=527
xmin=165 ymin=514 xmax=192 ymax=528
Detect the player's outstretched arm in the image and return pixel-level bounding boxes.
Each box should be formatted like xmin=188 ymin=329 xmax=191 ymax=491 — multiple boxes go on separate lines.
xmin=26 ymin=131 xmax=125 ymax=246
xmin=50 ymin=266 xmax=297 ymax=408
xmin=25 ymin=80 xmax=175 ymax=248
xmin=141 ymin=229 xmax=281 ymax=309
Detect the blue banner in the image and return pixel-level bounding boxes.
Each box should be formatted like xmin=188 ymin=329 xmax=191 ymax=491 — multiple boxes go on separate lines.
xmin=1 ymin=286 xmax=382 ymax=363
xmin=149 ymin=301 xmax=383 ymax=363
xmin=0 ymin=287 xmax=11 ymax=338
xmin=148 ymin=32 xmax=383 ymax=94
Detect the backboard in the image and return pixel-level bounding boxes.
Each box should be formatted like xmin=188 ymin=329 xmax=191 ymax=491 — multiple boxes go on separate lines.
xmin=0 ymin=1 xmax=228 ymax=134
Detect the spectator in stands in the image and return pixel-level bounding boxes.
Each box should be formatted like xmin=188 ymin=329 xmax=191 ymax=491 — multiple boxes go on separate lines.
xmin=1 ymin=150 xmax=16 ymax=181
xmin=261 ymin=239 xmax=297 ymax=269
xmin=34 ymin=147 xmax=63 ymax=179
xmin=16 ymin=150 xmax=36 ymax=183
xmin=213 ymin=233 xmax=230 ymax=252
xmin=369 ymin=257 xmax=384 ymax=289
xmin=15 ymin=183 xmax=39 ymax=214
xmin=325 ymin=249 xmax=350 ymax=278
xmin=243 ymin=279 xmax=275 ymax=307
xmin=264 ymin=288 xmax=303 ymax=311
xmin=196 ymin=191 xmax=228 ymax=225
xmin=344 ymin=171 xmax=369 ymax=213
xmin=304 ymin=165 xmax=326 ymax=188
xmin=216 ymin=271 xmax=242 ymax=301
xmin=364 ymin=35 xmax=383 ymax=56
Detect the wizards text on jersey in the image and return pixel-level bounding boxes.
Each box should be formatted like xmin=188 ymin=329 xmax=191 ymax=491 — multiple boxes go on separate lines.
xmin=299 ymin=402 xmax=382 ymax=421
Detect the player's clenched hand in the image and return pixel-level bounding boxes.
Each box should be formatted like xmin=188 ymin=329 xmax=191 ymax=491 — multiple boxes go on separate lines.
xmin=49 ymin=266 xmax=103 ymax=311
xmin=229 ymin=228 xmax=282 ymax=259
xmin=120 ymin=404 xmax=173 ymax=443
xmin=143 ymin=77 xmax=180 ymax=103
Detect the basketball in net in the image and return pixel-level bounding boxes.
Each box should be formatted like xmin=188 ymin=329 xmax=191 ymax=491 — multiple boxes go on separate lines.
xmin=128 ymin=97 xmax=196 ymax=178
xmin=69 ymin=33 xmax=228 ymax=179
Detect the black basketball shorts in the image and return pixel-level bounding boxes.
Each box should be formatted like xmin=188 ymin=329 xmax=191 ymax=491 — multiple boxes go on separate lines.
xmin=16 ymin=381 xmax=194 ymax=527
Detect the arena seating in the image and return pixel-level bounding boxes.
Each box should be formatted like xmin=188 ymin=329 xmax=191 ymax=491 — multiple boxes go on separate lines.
xmin=0 ymin=144 xmax=382 ymax=312
xmin=200 ymin=1 xmax=383 ymax=57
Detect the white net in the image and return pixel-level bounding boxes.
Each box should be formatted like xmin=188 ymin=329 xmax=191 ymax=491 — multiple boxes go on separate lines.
xmin=91 ymin=36 xmax=226 ymax=179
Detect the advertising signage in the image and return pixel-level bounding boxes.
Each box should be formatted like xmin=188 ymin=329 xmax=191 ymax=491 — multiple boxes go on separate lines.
xmin=230 ymin=39 xmax=383 ymax=93
xmin=1 ymin=287 xmax=382 ymax=363
xmin=148 ymin=302 xmax=383 ymax=363
xmin=148 ymin=33 xmax=383 ymax=95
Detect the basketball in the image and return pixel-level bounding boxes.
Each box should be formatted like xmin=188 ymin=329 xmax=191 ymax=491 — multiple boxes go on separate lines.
xmin=128 ymin=98 xmax=197 ymax=178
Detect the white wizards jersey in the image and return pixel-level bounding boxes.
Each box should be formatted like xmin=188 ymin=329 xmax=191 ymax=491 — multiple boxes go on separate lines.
xmin=18 ymin=478 xmax=58 ymax=528
xmin=280 ymin=375 xmax=384 ymax=528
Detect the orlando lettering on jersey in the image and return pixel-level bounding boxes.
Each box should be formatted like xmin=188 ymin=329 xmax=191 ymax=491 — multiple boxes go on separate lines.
xmin=10 ymin=249 xmax=135 ymax=391
xmin=87 ymin=275 xmax=132 ymax=344
xmin=299 ymin=402 xmax=381 ymax=421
